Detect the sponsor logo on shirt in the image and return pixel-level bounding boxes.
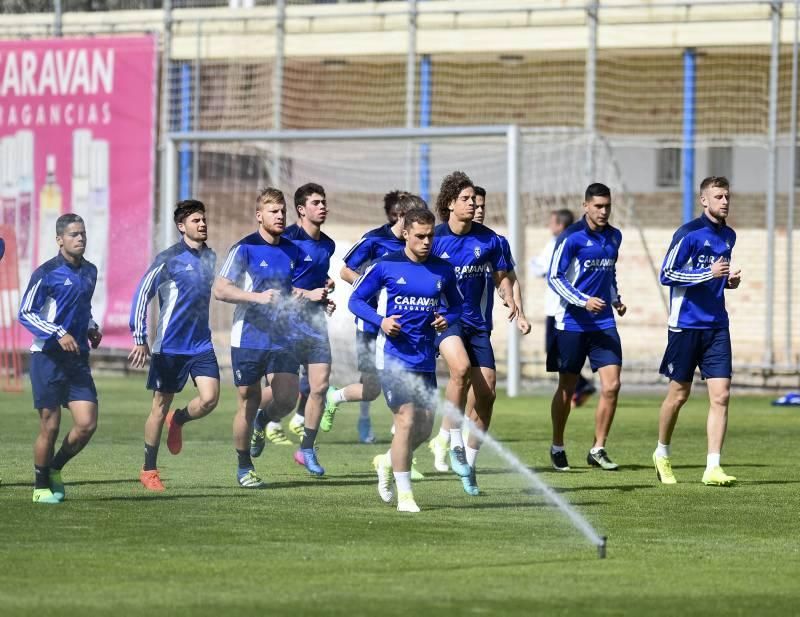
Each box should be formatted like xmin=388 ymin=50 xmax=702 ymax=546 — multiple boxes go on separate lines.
xmin=393 ymin=296 xmax=440 ymax=310
xmin=440 ymin=251 xmax=450 ymax=259
xmin=454 ymin=264 xmax=491 ymax=279
xmin=583 ymin=258 xmax=616 ymax=270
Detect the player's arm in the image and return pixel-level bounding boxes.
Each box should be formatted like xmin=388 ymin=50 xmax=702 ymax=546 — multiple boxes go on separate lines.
xmin=128 ymin=260 xmax=165 ymax=367
xmin=213 ymin=244 xmax=281 ymax=305
xmin=660 ymin=234 xmax=726 ymax=287
xmin=290 ymin=248 xmax=329 ymax=303
xmin=490 ymin=236 xmax=519 ymax=320
xmin=86 ymin=265 xmax=102 ymax=348
xmin=340 ymin=237 xmax=371 ymax=286
xmin=348 ymin=264 xmax=396 ymax=335
xmin=433 ymin=269 xmax=463 ymax=332
xmin=508 ymin=272 xmax=531 ymax=334
xmin=18 ymin=272 xmax=76 ymax=353
xmin=609 ymin=233 xmax=626 ymax=317
xmin=547 ymin=235 xmax=592 ymax=309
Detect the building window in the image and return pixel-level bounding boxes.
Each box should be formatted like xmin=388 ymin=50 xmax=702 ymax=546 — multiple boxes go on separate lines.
xmin=708 ymin=146 xmax=732 ymax=179
xmin=656 ymin=147 xmax=681 ymax=187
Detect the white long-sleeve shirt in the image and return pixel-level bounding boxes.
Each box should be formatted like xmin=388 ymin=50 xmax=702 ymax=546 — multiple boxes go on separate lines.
xmin=530 ymin=237 xmax=560 ymax=317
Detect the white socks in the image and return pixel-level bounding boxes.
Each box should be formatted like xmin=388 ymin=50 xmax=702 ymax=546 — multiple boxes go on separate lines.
xmin=551 ymin=444 xmax=565 ymax=454
xmin=706 ymin=453 xmax=721 ymax=470
xmin=266 ymin=421 xmax=281 ymax=431
xmin=333 ymin=389 xmax=348 ymax=404
xmin=450 ymin=429 xmax=464 ymax=449
xmin=655 ymin=442 xmax=670 ymax=458
xmin=393 ymin=471 xmax=412 ymax=494
xmin=437 ymin=428 xmax=449 ymax=443
xmin=291 ymin=413 xmax=304 ymax=425
xmin=465 ymin=446 xmax=479 ymax=468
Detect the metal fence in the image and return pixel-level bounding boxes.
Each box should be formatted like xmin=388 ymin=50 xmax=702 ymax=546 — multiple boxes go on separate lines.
xmin=2 ymin=0 xmax=800 ymax=382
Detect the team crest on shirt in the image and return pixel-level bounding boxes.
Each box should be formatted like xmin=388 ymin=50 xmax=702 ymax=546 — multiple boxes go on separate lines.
xmin=473 ymin=247 xmax=481 ymax=258
xmin=667 ymin=363 xmax=674 ymax=374
xmin=386 ymin=390 xmax=393 ymax=403
xmin=236 ymin=370 xmax=242 ymax=381
xmin=436 ymin=279 xmax=442 ymax=290
xmin=290 ymin=261 xmax=295 ymax=270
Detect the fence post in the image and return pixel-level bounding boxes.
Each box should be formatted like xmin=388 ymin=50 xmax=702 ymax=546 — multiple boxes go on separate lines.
xmin=54 ymin=0 xmax=62 ymax=37
xmin=271 ymin=0 xmax=286 ymax=186
xmin=585 ymin=0 xmax=598 ymax=182
xmin=160 ymin=0 xmax=174 ymax=251
xmin=405 ymin=0 xmax=418 ymax=189
xmin=786 ymin=0 xmax=799 ymax=367
xmin=765 ymin=1 xmax=782 ymax=367
xmin=193 ymin=20 xmax=203 ymax=198
xmin=682 ymin=48 xmax=696 ymax=224
xmin=506 ymin=124 xmax=521 ymax=398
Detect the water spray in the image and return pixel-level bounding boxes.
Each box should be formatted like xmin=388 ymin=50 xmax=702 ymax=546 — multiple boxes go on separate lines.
xmin=437 ymin=398 xmax=608 ymax=559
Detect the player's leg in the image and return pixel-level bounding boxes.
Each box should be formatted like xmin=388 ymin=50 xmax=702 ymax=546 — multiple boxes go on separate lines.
xmin=254 ymin=346 xmax=302 ymax=448
xmin=549 ymin=330 xmax=585 ymax=471
xmin=587 ymin=364 xmax=621 ymax=470
xmin=585 ymin=328 xmax=623 ymax=470
xmin=295 ymin=362 xmax=329 ymax=476
xmin=141 ymin=390 xmax=173 ymax=491
xmin=47 ymin=355 xmax=99 ymax=499
xmin=653 ymin=329 xmax=698 ymax=484
xmin=165 ymin=351 xmax=221 ymax=455
xmin=49 ymin=399 xmax=98 ymax=500
xmin=700 ymin=328 xmax=735 ymax=485
xmin=702 ymin=377 xmax=735 ymax=485
xmin=231 ymin=348 xmax=269 ymax=488
xmin=33 ymin=406 xmax=62 ymax=503
xmin=288 ymin=370 xmax=311 ymax=437
xmin=325 ymin=331 xmax=380 ymax=441
xmin=429 ymin=331 xmax=471 ymax=475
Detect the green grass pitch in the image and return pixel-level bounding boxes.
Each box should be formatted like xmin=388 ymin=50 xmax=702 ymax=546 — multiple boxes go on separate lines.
xmin=1 ymin=377 xmax=799 ymax=616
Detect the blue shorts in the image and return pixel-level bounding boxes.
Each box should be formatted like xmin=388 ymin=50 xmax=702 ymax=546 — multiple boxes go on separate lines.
xmin=146 ymin=349 xmax=220 ymax=393
xmin=30 ymin=351 xmax=97 ymax=410
xmin=380 ymin=369 xmax=437 ymax=412
xmin=545 ymin=316 xmax=557 ymax=356
xmin=547 ymin=328 xmax=622 ymax=374
xmin=284 ymin=332 xmax=332 ymax=374
xmin=660 ymin=328 xmax=732 ymax=383
xmin=231 ymin=347 xmax=293 ymax=387
xmin=356 ymin=330 xmax=378 ymax=374
xmin=436 ymin=323 xmax=496 ymax=369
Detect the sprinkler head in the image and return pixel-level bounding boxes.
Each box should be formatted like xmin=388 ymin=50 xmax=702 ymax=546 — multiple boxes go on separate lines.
xmin=597 ymin=536 xmax=607 ymax=559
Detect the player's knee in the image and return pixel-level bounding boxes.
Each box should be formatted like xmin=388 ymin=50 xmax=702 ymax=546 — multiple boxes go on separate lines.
xmin=362 ymin=379 xmax=381 ymax=401
xmin=199 ymin=392 xmax=219 ymax=413
xmin=449 ymin=363 xmax=470 ymax=387
xmin=76 ymin=418 xmax=97 ymax=438
xmin=601 ymin=379 xmax=621 ymax=397
xmin=710 ymin=389 xmax=730 ymax=409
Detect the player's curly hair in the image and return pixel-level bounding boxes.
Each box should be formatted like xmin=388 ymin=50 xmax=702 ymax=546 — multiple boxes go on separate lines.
xmin=435 ymin=171 xmax=474 ymax=221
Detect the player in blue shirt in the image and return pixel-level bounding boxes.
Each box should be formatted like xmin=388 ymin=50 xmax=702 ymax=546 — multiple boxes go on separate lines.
xmin=213 ymin=188 xmax=322 ymax=486
xmin=19 ymin=213 xmax=102 ymax=504
xmin=427 ymin=171 xmax=517 ymax=497
xmin=250 ymin=183 xmax=334 ymax=468
xmin=653 ymin=176 xmax=741 ymax=487
xmin=128 ymin=200 xmax=220 ymax=491
xmin=349 ymin=207 xmax=462 ymax=513
xmin=547 ymin=183 xmax=627 ymax=472
xmin=324 ymin=191 xmax=417 ymax=443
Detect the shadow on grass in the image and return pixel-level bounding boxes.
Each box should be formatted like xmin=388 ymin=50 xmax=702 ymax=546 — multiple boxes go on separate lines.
xmin=523 ymin=484 xmax=657 ymax=495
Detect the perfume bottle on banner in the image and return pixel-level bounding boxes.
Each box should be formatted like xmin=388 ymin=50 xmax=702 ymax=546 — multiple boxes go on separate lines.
xmin=16 ymin=130 xmax=34 ymax=287
xmin=71 ymin=129 xmax=91 ymax=223
xmin=38 ymin=155 xmax=62 ymax=263
xmin=88 ymin=139 xmax=109 ymax=328
xmin=1 ymin=136 xmax=17 ymax=232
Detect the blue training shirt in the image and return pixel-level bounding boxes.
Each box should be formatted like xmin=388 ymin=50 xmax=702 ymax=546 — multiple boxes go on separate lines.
xmin=284 ymin=223 xmax=336 ymax=339
xmin=218 ymin=231 xmax=301 ymax=351
xmin=660 ymin=214 xmax=736 ymax=330
xmin=129 ymin=239 xmax=216 ymax=355
xmin=348 ymin=252 xmax=462 ymax=372
xmin=19 ymin=253 xmax=98 ymax=353
xmin=432 ymin=222 xmax=509 ymax=332
xmin=548 ymin=216 xmax=622 ymax=332
xmin=343 ymin=223 xmax=405 ymax=335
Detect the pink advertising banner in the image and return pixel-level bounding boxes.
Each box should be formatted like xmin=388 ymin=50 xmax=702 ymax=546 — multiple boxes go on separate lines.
xmin=0 ymin=35 xmax=157 ymax=349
